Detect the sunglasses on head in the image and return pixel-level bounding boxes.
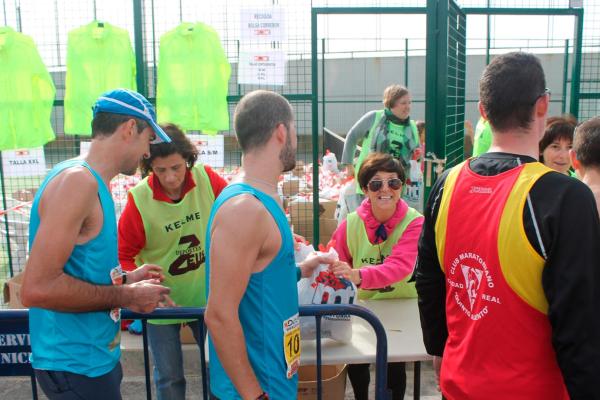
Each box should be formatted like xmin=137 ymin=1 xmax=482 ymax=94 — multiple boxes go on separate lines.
xmin=367 ymin=178 xmax=403 ymax=192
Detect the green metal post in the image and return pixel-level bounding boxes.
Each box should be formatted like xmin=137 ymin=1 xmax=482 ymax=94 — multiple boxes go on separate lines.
xmin=237 ymin=40 xmax=241 ymax=96
xmin=322 ymin=37 xmax=326 ymax=149
xmin=486 ymin=0 xmax=490 ymax=65
xmin=425 ymin=0 xmax=448 ymax=201
xmin=133 ymin=0 xmax=147 ymax=97
xmin=150 ymin=0 xmax=158 ymax=92
xmin=569 ymin=8 xmax=583 ymax=118
xmin=562 ymin=39 xmax=570 ymax=115
xmin=15 ymin=1 xmax=21 ymax=31
xmin=0 ymin=153 xmax=14 ymax=277
xmin=404 ymin=38 xmax=409 ymax=86
xmin=311 ymin=8 xmax=320 ymax=245
xmin=54 ymin=0 xmax=61 ymax=65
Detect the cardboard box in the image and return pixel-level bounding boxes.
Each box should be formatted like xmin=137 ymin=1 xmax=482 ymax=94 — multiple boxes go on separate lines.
xmin=3 ymin=272 xmax=25 ymax=309
xmin=290 ymin=198 xmax=336 ymax=222
xmin=297 ymin=364 xmax=347 ymax=400
xmin=12 ymin=187 xmax=37 ymax=202
xmin=282 ymin=196 xmax=293 ymax=211
xmin=282 ymin=178 xmax=301 ymax=197
xmin=319 ymin=218 xmax=338 ymax=245
xmin=292 ymin=161 xmax=305 ymax=178
xmin=291 ymin=217 xmax=337 ymax=246
xmin=290 ymin=199 xmax=338 ymax=245
xmin=180 ymin=324 xmax=197 ymax=344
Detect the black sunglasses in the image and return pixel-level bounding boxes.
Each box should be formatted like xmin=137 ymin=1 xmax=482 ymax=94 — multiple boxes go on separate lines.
xmin=367 ymin=178 xmax=403 ymax=192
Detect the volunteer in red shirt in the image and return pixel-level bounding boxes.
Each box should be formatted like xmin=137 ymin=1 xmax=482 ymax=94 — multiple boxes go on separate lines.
xmin=416 ymin=52 xmax=600 ymax=400
xmin=118 ymin=123 xmax=227 ymax=400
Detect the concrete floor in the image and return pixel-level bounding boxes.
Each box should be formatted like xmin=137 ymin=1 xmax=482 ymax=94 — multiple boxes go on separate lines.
xmin=0 ymin=368 xmax=441 ymax=400
xmin=0 ymin=330 xmax=441 ymax=399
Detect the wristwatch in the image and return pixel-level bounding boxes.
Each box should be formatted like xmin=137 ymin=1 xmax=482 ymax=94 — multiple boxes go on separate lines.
xmin=121 ymin=272 xmax=127 ymax=285
xmin=256 ymin=392 xmax=269 ymax=400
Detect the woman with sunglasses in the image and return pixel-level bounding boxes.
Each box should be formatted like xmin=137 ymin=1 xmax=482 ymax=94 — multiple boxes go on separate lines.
xmin=329 ymin=152 xmax=424 ymax=400
xmin=340 ymin=85 xmax=421 ymax=215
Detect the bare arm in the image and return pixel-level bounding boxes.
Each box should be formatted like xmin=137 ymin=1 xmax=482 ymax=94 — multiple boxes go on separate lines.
xmin=205 ymin=195 xmax=268 ymax=400
xmin=341 ymin=110 xmax=377 ymax=165
xmin=21 ymin=168 xmax=169 ymax=313
xmin=359 ymin=216 xmax=423 ymax=288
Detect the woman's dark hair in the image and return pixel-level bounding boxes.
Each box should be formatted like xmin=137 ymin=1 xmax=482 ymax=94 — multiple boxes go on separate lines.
xmin=539 ymin=115 xmax=577 ymax=160
xmin=139 ymin=123 xmax=198 ymax=175
xmin=357 ymin=152 xmax=406 ymax=190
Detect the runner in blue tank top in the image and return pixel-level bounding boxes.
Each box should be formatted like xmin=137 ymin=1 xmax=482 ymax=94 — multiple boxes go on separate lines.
xmin=21 ymin=89 xmax=172 ymax=400
xmin=205 ymin=90 xmax=335 ymax=400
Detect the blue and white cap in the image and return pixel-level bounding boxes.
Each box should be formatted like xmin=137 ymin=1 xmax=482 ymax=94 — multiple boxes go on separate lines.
xmin=92 ymin=88 xmax=171 ymax=144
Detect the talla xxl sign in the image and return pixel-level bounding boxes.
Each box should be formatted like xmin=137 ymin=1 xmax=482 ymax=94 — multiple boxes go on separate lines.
xmin=1 ymin=147 xmax=46 ymax=177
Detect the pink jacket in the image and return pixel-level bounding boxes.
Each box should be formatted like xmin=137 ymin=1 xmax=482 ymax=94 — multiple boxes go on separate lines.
xmin=331 ymin=198 xmax=424 ymax=290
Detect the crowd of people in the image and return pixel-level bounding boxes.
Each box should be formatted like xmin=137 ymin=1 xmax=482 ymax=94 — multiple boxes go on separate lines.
xmin=17 ymin=51 xmax=600 ymax=400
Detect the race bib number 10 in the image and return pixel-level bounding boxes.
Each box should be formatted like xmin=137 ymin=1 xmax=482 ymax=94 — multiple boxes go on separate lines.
xmin=283 ymin=313 xmax=301 ymax=379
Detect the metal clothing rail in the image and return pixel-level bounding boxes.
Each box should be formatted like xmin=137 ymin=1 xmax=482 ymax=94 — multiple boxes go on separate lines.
xmin=0 ymin=304 xmax=391 ymax=400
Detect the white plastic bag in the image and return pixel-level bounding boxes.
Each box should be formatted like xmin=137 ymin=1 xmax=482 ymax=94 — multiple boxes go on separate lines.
xmin=296 ymin=243 xmax=356 ymax=343
xmin=335 ymin=179 xmax=363 ymax=224
xmin=404 ymin=159 xmax=424 ymax=212
xmin=322 ymin=150 xmax=339 ymax=173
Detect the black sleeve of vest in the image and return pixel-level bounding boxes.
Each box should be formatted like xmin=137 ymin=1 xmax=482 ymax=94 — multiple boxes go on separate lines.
xmin=531 ymin=175 xmax=600 ymax=398
xmin=415 ymin=171 xmax=450 ymax=357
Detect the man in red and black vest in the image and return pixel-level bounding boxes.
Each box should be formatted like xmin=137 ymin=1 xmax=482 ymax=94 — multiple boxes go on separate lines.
xmin=416 ymin=52 xmax=600 ymax=400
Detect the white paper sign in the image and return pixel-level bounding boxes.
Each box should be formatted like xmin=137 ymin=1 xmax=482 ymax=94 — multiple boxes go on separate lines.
xmin=238 ymin=51 xmax=285 ymax=86
xmin=187 ymin=134 xmax=224 ymax=168
xmin=80 ymin=141 xmax=91 ymax=156
xmin=2 ymin=147 xmax=46 ymax=177
xmin=241 ymin=7 xmax=285 ymax=42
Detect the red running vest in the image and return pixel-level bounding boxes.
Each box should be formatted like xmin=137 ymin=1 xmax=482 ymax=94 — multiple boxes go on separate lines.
xmin=434 ymin=161 xmax=569 ymax=400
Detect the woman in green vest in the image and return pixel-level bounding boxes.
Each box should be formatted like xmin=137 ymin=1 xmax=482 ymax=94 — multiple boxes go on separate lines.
xmin=340 ymin=85 xmax=420 ymax=215
xmin=539 ymin=115 xmax=577 ymax=177
xmin=118 ymin=124 xmax=227 ymax=400
xmin=329 ymin=152 xmax=424 ymax=400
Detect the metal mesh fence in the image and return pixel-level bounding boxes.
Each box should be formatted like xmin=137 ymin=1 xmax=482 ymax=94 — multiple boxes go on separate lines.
xmin=444 ymin=2 xmax=467 ymax=169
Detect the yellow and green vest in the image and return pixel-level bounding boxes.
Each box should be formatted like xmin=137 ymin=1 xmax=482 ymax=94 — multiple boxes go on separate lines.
xmin=346 ymin=208 xmax=420 ymax=299
xmin=473 ymin=117 xmax=492 ymax=156
xmin=130 ymin=165 xmax=213 ymax=324
xmin=354 ymin=110 xmax=419 ymax=194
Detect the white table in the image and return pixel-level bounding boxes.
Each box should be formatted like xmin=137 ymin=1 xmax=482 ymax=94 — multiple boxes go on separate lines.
xmin=162 ymin=299 xmax=431 ymax=398
xmin=299 ymin=298 xmax=432 ymax=399
xmin=300 ymin=298 xmax=430 ymax=365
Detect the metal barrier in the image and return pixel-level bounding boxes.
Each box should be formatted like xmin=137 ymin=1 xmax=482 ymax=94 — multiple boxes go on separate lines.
xmin=0 ymin=304 xmax=390 ymax=400
xmin=0 ymin=309 xmax=37 ymax=400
